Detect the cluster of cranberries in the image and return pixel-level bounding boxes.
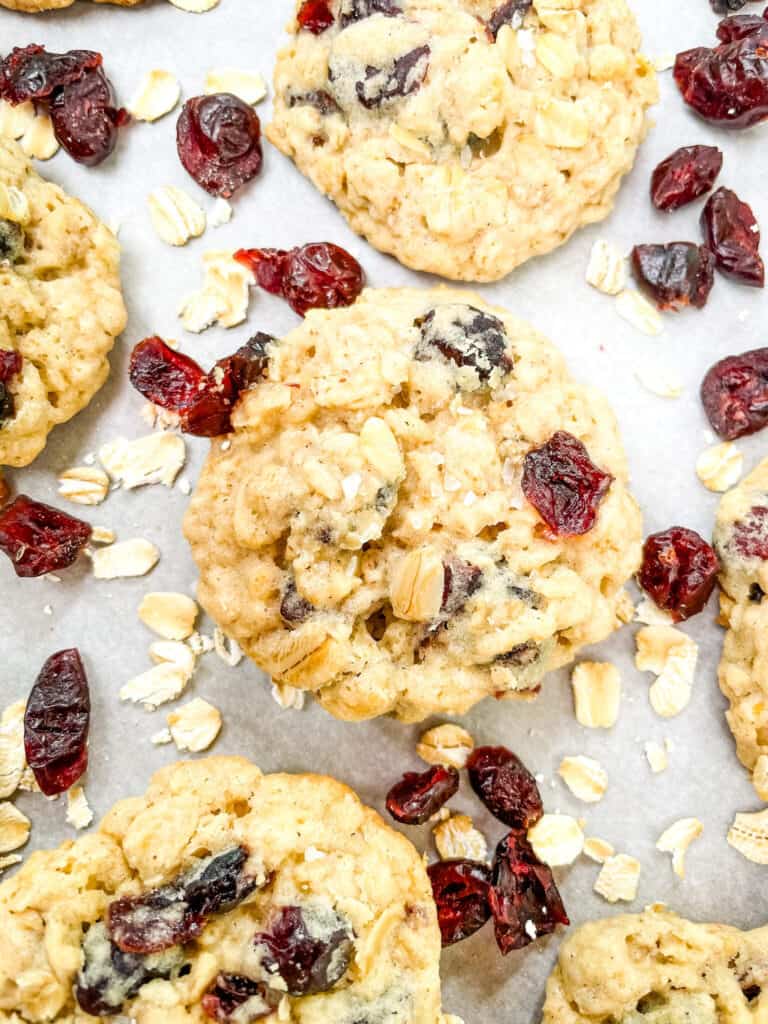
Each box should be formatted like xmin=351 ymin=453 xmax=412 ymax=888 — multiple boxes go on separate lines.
xmin=386 ymin=745 xmax=568 ymax=953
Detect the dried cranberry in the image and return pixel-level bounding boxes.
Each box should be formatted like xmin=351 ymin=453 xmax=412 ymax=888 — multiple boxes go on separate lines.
xmin=650 ymin=145 xmax=723 ymax=211
xmin=489 ymin=832 xmax=569 ymax=954
xmin=701 ymin=347 xmax=768 ymax=439
xmin=235 ymin=243 xmax=364 ymax=316
xmin=631 ymin=243 xmax=715 ymax=311
xmin=0 ymin=350 xmax=22 ymax=427
xmin=129 ymin=336 xmax=205 ymax=410
xmin=0 ymin=45 xmax=101 ymax=104
xmin=487 ymin=0 xmax=532 ymax=38
xmin=252 ymin=905 xmax=354 ymax=995
xmin=730 ymin=506 xmax=768 ymax=559
xmin=354 ymin=45 xmax=430 ymax=108
xmin=701 ymin=187 xmax=764 ymax=287
xmin=674 ymin=16 xmax=768 ymax=128
xmin=177 ymin=94 xmax=262 ymax=198
xmin=427 ymin=860 xmax=492 ymax=946
xmin=638 ymin=528 xmax=719 ymax=621
xmin=0 ymin=495 xmax=91 ymax=578
xmin=466 ymin=746 xmax=543 ymax=829
xmin=50 ymin=68 xmax=127 ymax=166
xmin=415 ymin=305 xmax=512 ymax=383
xmin=340 ymin=0 xmax=401 ymax=27
xmin=386 ymin=765 xmax=459 ymax=825
xmin=288 ymin=90 xmax=341 ymax=115
xmin=711 ymin=0 xmax=750 ymax=12
xmin=24 ymin=649 xmax=90 ymax=797
xmin=280 ymin=579 xmax=314 ymax=624
xmin=297 ymin=0 xmax=335 ymax=32
xmin=522 ymin=431 xmax=613 ymax=537
xmin=202 ymin=974 xmax=279 ymax=1022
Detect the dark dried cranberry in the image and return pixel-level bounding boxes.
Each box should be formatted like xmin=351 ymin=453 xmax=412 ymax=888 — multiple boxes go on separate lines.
xmin=489 ymin=832 xmax=569 ymax=953
xmin=24 ymin=649 xmax=90 ymax=797
xmin=631 ymin=243 xmax=715 ymax=311
xmin=177 ymin=94 xmax=262 ymax=198
xmin=0 ymin=495 xmax=91 ymax=578
xmin=522 ymin=431 xmax=613 ymax=537
xmin=496 ymin=642 xmax=541 ymax=668
xmin=354 ymin=45 xmax=430 ymax=108
xmin=730 ymin=506 xmax=768 ymax=559
xmin=252 ymin=905 xmax=354 ymax=995
xmin=415 ymin=304 xmax=512 ymax=383
xmin=386 ymin=765 xmax=459 ymax=825
xmin=441 ymin=558 xmax=483 ymax=617
xmin=280 ymin=579 xmax=314 ymax=624
xmin=750 ymin=581 xmax=766 ymax=601
xmin=701 ymin=347 xmax=768 ymax=439
xmin=50 ymin=68 xmax=127 ymax=166
xmin=0 ymin=219 xmax=25 ymax=264
xmin=235 ymin=243 xmax=364 ymax=316
xmin=710 ymin=0 xmax=750 ymax=12
xmin=650 ymin=145 xmax=723 ymax=211
xmin=487 ymin=0 xmax=532 ymax=38
xmin=0 ymin=350 xmax=22 ymax=427
xmin=638 ymin=527 xmax=719 ymax=621
xmin=287 ymin=89 xmax=341 ymax=115
xmin=0 ymin=45 xmax=101 ymax=104
xmin=297 ymin=0 xmax=335 ymax=32
xmin=701 ymin=187 xmax=764 ymax=287
xmin=202 ymin=974 xmax=279 ymax=1022
xmin=674 ymin=16 xmax=768 ymax=128
xmin=340 ymin=0 xmax=401 ymax=27
xmin=427 ymin=859 xmax=492 ymax=946
xmin=466 ymin=746 xmax=543 ymax=829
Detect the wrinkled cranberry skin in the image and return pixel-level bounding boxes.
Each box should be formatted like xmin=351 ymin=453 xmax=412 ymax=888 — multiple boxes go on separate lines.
xmin=522 ymin=431 xmax=613 ymax=537
xmin=50 ymin=68 xmax=126 ymax=167
xmin=717 ymin=12 xmax=768 ymax=42
xmin=467 ymin=746 xmax=543 ymax=829
xmin=253 ymin=905 xmax=354 ymax=996
xmin=235 ymin=243 xmax=365 ymax=316
xmin=0 ymin=45 xmax=101 ymax=104
xmin=631 ymin=243 xmax=715 ymax=311
xmin=297 ymin=0 xmax=335 ymax=33
xmin=177 ymin=94 xmax=263 ymax=198
xmin=489 ymin=832 xmax=569 ymax=954
xmin=202 ymin=974 xmax=279 ymax=1022
xmin=386 ymin=765 xmax=459 ymax=825
xmin=650 ymin=145 xmax=723 ymax=212
xmin=701 ymin=347 xmax=768 ymax=439
xmin=487 ymin=0 xmax=532 ymax=38
xmin=638 ymin=528 xmax=719 ymax=622
xmin=129 ymin=337 xmax=205 ymax=410
xmin=427 ymin=860 xmax=492 ymax=946
xmin=731 ymin=506 xmax=768 ymax=559
xmin=355 ymin=45 xmax=430 ymax=108
xmin=24 ymin=649 xmax=90 ymax=797
xmin=0 ymin=494 xmax=92 ymax=578
xmin=701 ymin=187 xmax=764 ymax=287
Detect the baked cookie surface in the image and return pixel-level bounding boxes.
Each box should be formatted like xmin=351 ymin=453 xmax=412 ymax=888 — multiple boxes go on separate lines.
xmin=0 ymin=138 xmax=126 ymax=468
xmin=542 ymin=909 xmax=768 ymax=1024
xmin=0 ymin=0 xmax=142 ymax=11
xmin=0 ymin=756 xmax=448 ymax=1023
xmin=184 ymin=287 xmax=642 ymax=723
xmin=267 ymin=0 xmax=658 ymax=282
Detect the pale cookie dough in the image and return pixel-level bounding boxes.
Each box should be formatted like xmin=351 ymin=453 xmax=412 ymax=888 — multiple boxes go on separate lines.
xmin=184 ymin=287 xmax=642 ymax=723
xmin=0 ymin=756 xmax=450 ymax=1024
xmin=0 ymin=139 xmax=126 ymax=468
xmin=714 ymin=456 xmax=768 ymax=793
xmin=267 ymin=0 xmax=658 ymax=282
xmin=542 ymin=908 xmax=768 ymax=1024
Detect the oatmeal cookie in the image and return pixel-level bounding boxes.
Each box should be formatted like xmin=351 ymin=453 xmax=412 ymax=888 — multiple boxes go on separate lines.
xmin=267 ymin=0 xmax=658 ymax=283
xmin=0 ymin=0 xmax=142 ymax=10
xmin=542 ymin=908 xmax=768 ymax=1024
xmin=0 ymin=756 xmax=449 ymax=1023
xmin=0 ymin=138 xmax=126 ymax=468
xmin=184 ymin=287 xmax=642 ymax=723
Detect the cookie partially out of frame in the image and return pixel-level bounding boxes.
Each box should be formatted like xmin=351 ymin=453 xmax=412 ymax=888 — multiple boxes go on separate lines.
xmin=542 ymin=908 xmax=768 ymax=1024
xmin=0 ymin=757 xmax=450 ymax=1023
xmin=0 ymin=0 xmax=142 ymax=11
xmin=267 ymin=0 xmax=658 ymax=282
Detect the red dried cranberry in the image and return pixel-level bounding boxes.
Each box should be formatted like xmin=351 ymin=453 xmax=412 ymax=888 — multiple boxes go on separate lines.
xmin=0 ymin=350 xmax=22 ymax=426
xmin=487 ymin=0 xmax=532 ymax=38
xmin=415 ymin=305 xmax=512 ymax=383
xmin=701 ymin=187 xmax=764 ymax=287
xmin=730 ymin=506 xmax=768 ymax=559
xmin=297 ymin=0 xmax=335 ymax=32
xmin=354 ymin=45 xmax=430 ymax=108
xmin=386 ymin=765 xmax=459 ymax=825
xmin=522 ymin=431 xmax=613 ymax=537
xmin=631 ymin=243 xmax=715 ymax=311
xmin=701 ymin=347 xmax=768 ymax=439
xmin=24 ymin=649 xmax=90 ymax=797
xmin=235 ymin=243 xmax=364 ymax=316
xmin=489 ymin=832 xmax=569 ymax=954
xmin=638 ymin=528 xmax=719 ymax=621
xmin=177 ymin=94 xmax=262 ymax=198
xmin=0 ymin=45 xmax=101 ymax=104
xmin=50 ymin=68 xmax=127 ymax=167
xmin=202 ymin=974 xmax=279 ymax=1022
xmin=0 ymin=495 xmax=91 ymax=578
xmin=650 ymin=145 xmax=723 ymax=211
xmin=340 ymin=0 xmax=401 ymax=27
xmin=252 ymin=905 xmax=354 ymax=995
xmin=467 ymin=746 xmax=543 ymax=829
xmin=427 ymin=859 xmax=492 ymax=946
xmin=717 ymin=12 xmax=767 ymax=41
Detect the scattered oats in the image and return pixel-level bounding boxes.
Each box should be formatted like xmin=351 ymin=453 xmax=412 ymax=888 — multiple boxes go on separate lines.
xmin=652 ymin=52 xmax=676 ymax=71
xmin=168 ymin=698 xmax=222 ymax=752
xmin=583 ymin=837 xmax=615 ymax=863
xmin=527 ymin=814 xmax=584 ymax=867
xmin=571 ymin=662 xmax=621 ymax=729
xmin=57 ymin=466 xmax=110 ymax=506
xmin=594 ymin=854 xmax=641 ymax=903
xmin=635 ymin=597 xmax=674 ymax=627
xmin=753 ymin=755 xmax=768 ymax=801
xmin=212 ymin=627 xmax=243 ymax=668
xmin=208 ymin=198 xmax=233 ymax=229
xmin=727 ymin=808 xmax=768 ymax=864
xmin=19 ymin=110 xmax=59 ymax=160
xmin=635 ymin=626 xmax=698 ymax=718
xmin=0 ymin=183 xmax=30 ymax=225
xmin=429 ymin=807 xmax=451 ymax=825
xmin=177 ymin=476 xmax=192 ymax=496
xmin=304 ymin=846 xmax=326 ymax=862
xmin=696 ymin=442 xmax=743 ymax=493
xmin=141 ymin=402 xmax=181 ymax=430
xmin=139 ymin=592 xmax=199 ymax=641
xmin=586 ymin=239 xmax=625 ymax=295
xmin=558 ymin=755 xmax=608 ymax=803
xmin=188 ymin=631 xmax=215 ymax=656
xmin=120 ymin=663 xmax=190 ymax=710
xmin=0 ymin=803 xmax=30 ymax=853
xmin=91 ymin=539 xmax=160 ymax=580
xmin=271 ymin=684 xmax=306 ymax=711
xmin=148 ymin=186 xmax=207 ymax=247
xmin=66 ymin=787 xmax=94 ymax=830
xmin=178 ymin=291 xmax=225 ymax=333
xmin=417 ymin=723 xmax=474 ymax=769
xmin=151 ymin=728 xmax=173 ymax=746
xmin=615 ymin=289 xmax=664 ymax=336
xmin=433 ymin=814 xmax=488 ymax=862
xmin=0 ymin=99 xmax=35 ymax=140
xmin=0 ymin=701 xmax=26 ymax=800
xmin=150 ymin=639 xmax=196 ymax=676
xmin=179 ymin=250 xmax=251 ymax=332
xmin=128 ymin=69 xmax=181 ymax=122
xmin=204 ymin=68 xmax=267 ymax=104
xmin=167 ymin=0 xmax=219 ymax=11
xmin=634 ymin=363 xmax=683 ymax=399
xmin=91 ymin=526 xmax=116 ymax=545
xmin=644 ymin=740 xmax=668 ymax=773
xmin=656 ymin=818 xmax=703 ymax=878
xmin=0 ymin=854 xmax=21 ymax=874
xmin=47 ymin=574 xmax=61 ymax=583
